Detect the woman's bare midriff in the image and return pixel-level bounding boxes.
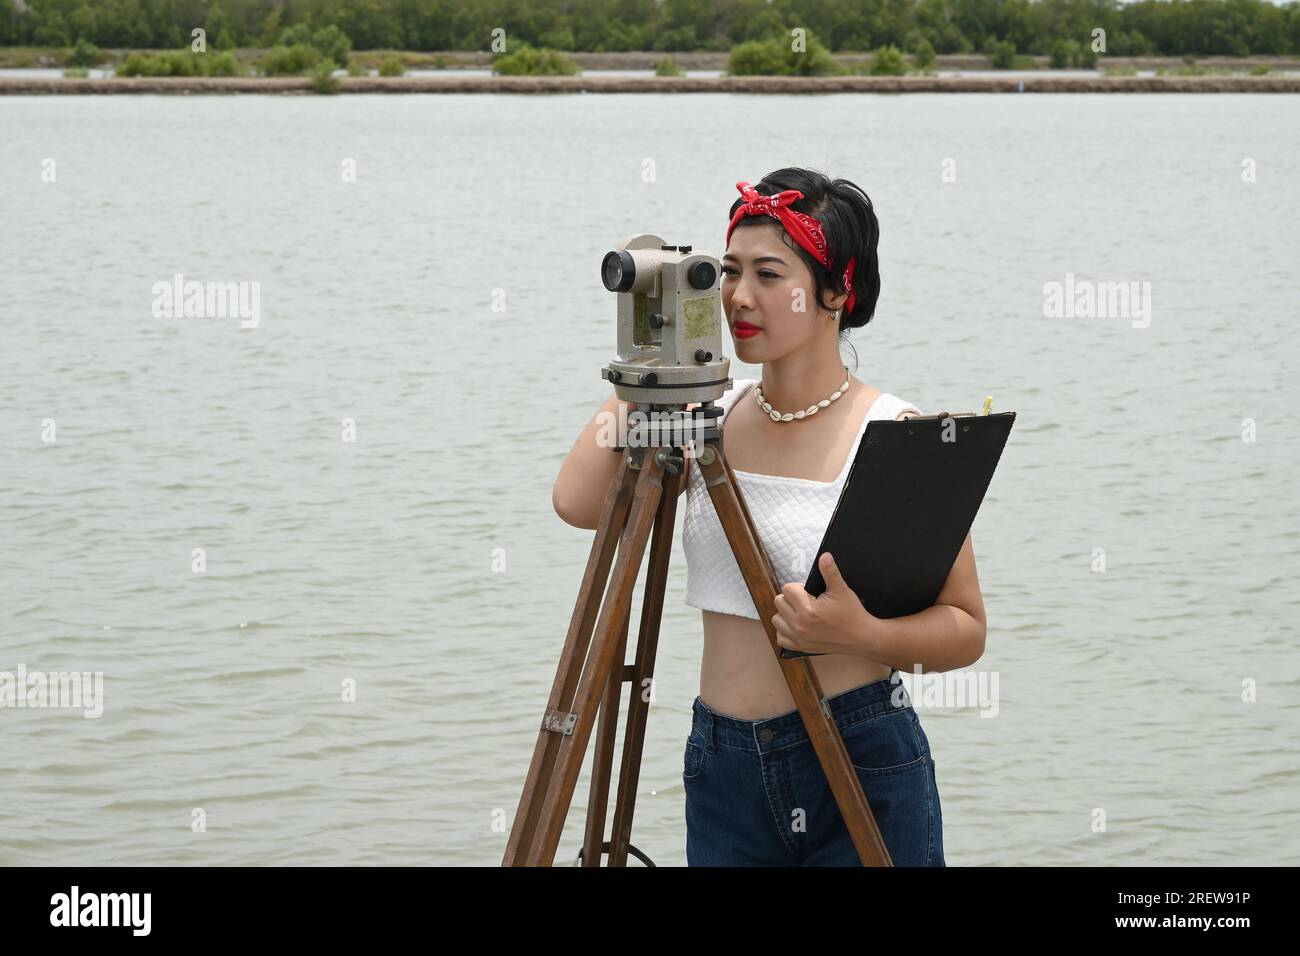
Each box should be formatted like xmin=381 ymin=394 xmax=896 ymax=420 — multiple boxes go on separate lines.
xmin=694 ymin=377 xmax=894 ymax=721
xmin=700 ymin=609 xmax=893 ymax=719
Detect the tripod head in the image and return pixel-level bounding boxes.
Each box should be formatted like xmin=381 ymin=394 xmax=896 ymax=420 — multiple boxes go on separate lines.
xmin=599 ymin=233 xmax=731 ymax=411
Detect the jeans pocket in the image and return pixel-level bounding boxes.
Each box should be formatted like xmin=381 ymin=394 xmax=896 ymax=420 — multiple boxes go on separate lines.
xmin=842 ymin=710 xmax=925 ymax=775
xmin=683 ymin=738 xmax=706 ymax=782
xmin=850 ymin=755 xmax=932 ymax=865
xmin=852 ymin=753 xmax=927 ymax=776
xmin=838 ymin=712 xmax=933 ymax=865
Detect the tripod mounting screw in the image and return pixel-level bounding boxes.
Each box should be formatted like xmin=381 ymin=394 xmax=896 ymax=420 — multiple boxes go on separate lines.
xmin=654 ymin=448 xmax=683 ymax=476
xmin=698 ymin=446 xmax=716 ymax=466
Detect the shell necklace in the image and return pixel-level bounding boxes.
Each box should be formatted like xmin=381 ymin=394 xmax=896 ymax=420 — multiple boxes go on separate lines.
xmin=754 ymin=366 xmax=852 ymax=422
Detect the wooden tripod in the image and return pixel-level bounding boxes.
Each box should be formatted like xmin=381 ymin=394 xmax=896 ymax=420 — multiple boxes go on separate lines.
xmin=502 ymin=407 xmax=893 ymax=867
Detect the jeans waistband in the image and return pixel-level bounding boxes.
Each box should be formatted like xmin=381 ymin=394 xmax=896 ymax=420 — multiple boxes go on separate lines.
xmin=691 ymin=669 xmax=913 ymax=754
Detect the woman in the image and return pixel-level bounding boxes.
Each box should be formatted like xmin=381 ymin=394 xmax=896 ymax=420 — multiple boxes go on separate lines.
xmin=552 ymin=167 xmax=986 ymax=866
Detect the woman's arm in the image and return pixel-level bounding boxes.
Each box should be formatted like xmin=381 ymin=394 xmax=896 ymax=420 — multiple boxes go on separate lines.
xmin=861 ymin=532 xmax=986 ymax=673
xmin=552 ymin=391 xmax=634 ymax=530
xmin=552 ymin=393 xmax=696 ymax=529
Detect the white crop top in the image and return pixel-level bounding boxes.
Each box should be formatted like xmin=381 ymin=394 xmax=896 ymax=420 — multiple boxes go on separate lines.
xmin=682 ymin=377 xmax=921 ymax=620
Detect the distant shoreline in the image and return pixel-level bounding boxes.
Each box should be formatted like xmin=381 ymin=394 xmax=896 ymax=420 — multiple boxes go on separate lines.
xmin=4 ymin=74 xmax=1300 ymax=94
xmin=5 ymin=47 xmax=1300 ymax=73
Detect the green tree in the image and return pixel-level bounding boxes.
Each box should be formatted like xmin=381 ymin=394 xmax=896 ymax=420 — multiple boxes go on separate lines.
xmin=69 ymin=5 xmax=98 ymax=43
xmin=3 ymin=0 xmax=1299 ymax=61
xmin=320 ymin=0 xmax=401 ymax=49
xmin=280 ymin=24 xmax=313 ymax=48
xmin=256 ymin=7 xmax=284 ymax=47
xmin=262 ymin=44 xmax=320 ymax=74
xmin=206 ymin=50 xmax=241 ymax=75
xmin=312 ymin=25 xmax=351 ymax=67
xmin=662 ymin=0 xmax=715 ymax=49
xmin=204 ymin=2 xmax=234 ymax=50
xmin=912 ymin=36 xmax=936 ymax=68
xmin=726 ymin=38 xmax=787 ymax=75
xmin=33 ymin=11 xmax=71 ymax=47
xmin=539 ymin=24 xmax=576 ymax=50
xmin=1049 ymin=37 xmax=1073 ymax=68
xmin=654 ymin=54 xmax=684 ymax=76
xmin=1109 ymin=30 xmax=1153 ymax=56
xmin=0 ymin=0 xmax=18 ymax=46
xmin=869 ymin=44 xmax=910 ymax=74
xmin=983 ymin=36 xmax=1016 ymax=68
xmin=724 ymin=0 xmax=784 ymax=46
xmin=786 ymin=32 xmax=845 ymax=75
xmin=310 ymin=58 xmax=340 ymax=93
xmin=915 ymin=0 xmax=974 ymax=53
xmin=491 ymin=42 xmax=581 ymax=75
xmin=66 ymin=37 xmax=101 ymax=66
xmin=654 ymin=25 xmax=698 ymax=51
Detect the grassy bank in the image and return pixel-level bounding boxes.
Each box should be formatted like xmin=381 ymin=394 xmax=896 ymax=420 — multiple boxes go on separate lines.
xmin=4 ymin=73 xmax=1299 ymax=94
xmin=3 ymin=46 xmax=1300 ymax=75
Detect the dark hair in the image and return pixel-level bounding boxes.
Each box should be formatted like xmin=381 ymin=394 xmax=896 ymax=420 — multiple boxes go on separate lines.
xmin=726 ymin=167 xmax=883 ymax=336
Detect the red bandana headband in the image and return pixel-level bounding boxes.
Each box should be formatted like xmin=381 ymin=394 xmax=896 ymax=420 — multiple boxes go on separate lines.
xmin=725 ymin=180 xmax=857 ymax=315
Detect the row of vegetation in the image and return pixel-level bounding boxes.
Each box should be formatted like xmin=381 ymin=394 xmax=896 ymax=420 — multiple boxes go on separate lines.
xmin=53 ymin=36 xmax=1282 ymax=84
xmin=60 ymin=26 xmax=410 ymax=83
xmin=3 ymin=0 xmax=1300 ymax=59
xmin=493 ymin=36 xmax=1280 ymax=76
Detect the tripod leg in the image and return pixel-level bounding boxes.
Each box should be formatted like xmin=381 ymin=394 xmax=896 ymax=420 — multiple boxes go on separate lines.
xmin=524 ymin=451 xmax=668 ymax=866
xmin=502 ymin=452 xmax=637 ymax=866
xmin=697 ymin=442 xmax=893 ymax=866
xmin=606 ymin=460 xmax=683 ymax=866
xmin=581 ymin=586 xmax=632 ymax=866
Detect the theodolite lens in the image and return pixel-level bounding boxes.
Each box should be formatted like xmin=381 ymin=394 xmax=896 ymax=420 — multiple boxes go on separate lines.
xmin=601 ymin=250 xmax=635 ymax=293
xmin=687 ymin=260 xmax=717 ymax=290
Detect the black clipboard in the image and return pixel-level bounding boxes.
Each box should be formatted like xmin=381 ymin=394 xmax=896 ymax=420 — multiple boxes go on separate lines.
xmin=779 ymin=408 xmax=1016 ymax=660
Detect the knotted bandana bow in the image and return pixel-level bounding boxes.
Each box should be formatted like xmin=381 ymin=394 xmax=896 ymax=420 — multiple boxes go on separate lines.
xmin=726 ymin=181 xmax=857 ymax=316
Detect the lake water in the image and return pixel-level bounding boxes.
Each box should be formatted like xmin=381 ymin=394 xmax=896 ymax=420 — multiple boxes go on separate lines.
xmin=1 ymin=93 xmax=1297 ymax=866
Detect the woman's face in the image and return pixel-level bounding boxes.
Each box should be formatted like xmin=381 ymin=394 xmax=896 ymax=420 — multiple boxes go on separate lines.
xmin=721 ymin=222 xmax=831 ymax=361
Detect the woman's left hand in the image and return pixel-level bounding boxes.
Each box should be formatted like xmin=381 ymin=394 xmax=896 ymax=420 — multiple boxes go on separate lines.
xmin=772 ymin=552 xmax=881 ymax=656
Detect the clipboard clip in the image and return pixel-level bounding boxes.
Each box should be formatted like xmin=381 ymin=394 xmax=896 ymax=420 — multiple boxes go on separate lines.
xmin=905 ymin=410 xmax=978 ymax=421
xmin=903 ymin=396 xmax=994 ymax=421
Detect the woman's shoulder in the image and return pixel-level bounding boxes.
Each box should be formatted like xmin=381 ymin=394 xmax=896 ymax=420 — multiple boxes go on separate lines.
xmin=870 ymin=391 xmax=924 ymax=421
xmin=717 ymin=377 xmax=759 ymax=417
xmin=725 ymin=376 xmax=760 ymax=395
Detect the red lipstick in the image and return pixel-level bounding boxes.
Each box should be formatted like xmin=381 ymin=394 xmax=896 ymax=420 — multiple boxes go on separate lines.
xmin=733 ymin=320 xmax=762 ymax=339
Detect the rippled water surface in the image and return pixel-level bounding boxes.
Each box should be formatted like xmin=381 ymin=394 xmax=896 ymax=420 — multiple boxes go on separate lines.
xmin=1 ymin=93 xmax=1297 ymax=865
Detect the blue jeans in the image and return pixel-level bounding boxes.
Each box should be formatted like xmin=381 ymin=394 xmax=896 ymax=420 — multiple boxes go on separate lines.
xmin=684 ymin=670 xmax=945 ymax=866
